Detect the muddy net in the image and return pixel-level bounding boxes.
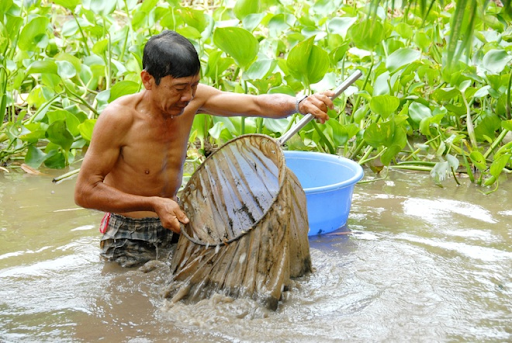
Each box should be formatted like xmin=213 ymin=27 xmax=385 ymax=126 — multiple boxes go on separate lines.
xmin=164 ymin=134 xmax=312 ymax=310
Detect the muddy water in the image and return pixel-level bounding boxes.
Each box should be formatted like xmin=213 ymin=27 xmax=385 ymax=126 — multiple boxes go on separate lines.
xmin=0 ymin=168 xmax=511 ymax=342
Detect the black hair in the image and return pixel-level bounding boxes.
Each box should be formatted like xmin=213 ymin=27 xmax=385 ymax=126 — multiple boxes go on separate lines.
xmin=142 ymin=30 xmax=201 ymax=85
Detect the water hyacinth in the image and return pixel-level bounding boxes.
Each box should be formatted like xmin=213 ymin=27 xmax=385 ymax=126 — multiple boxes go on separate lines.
xmin=0 ymin=0 xmax=510 ymax=189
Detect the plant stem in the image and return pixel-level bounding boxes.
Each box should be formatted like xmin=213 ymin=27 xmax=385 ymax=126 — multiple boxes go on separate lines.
xmin=507 ymin=71 xmax=511 ymax=120
xmin=350 ymin=138 xmax=366 ymax=160
xmin=311 ymin=121 xmax=335 ymax=154
xmin=52 ymin=168 xmax=80 ymax=183
xmin=73 ymin=14 xmax=91 ymax=56
xmin=388 ymin=165 xmax=433 ymax=171
xmin=483 ymin=129 xmax=509 ymax=159
xmin=462 ymin=91 xmax=478 ymax=148
xmin=358 ymin=145 xmax=374 ymax=164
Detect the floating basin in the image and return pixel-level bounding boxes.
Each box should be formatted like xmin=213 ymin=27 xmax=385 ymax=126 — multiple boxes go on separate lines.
xmin=284 ymin=151 xmax=364 ymax=236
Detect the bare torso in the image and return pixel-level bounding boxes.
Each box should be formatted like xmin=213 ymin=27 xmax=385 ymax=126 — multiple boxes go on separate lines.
xmin=74 ymin=76 xmax=329 ymax=232
xmin=101 ymin=92 xmax=200 ymax=218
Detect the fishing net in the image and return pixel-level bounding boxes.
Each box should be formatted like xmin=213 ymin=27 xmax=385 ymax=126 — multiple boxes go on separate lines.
xmin=164 ymin=134 xmax=312 ymax=310
xmin=164 ymin=71 xmax=362 ymax=309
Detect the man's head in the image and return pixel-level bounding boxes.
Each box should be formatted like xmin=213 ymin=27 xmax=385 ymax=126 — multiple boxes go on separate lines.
xmin=142 ymin=30 xmax=201 ymax=85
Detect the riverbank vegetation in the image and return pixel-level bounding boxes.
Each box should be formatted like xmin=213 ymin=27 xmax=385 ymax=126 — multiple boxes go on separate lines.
xmin=0 ymin=0 xmax=511 ymax=189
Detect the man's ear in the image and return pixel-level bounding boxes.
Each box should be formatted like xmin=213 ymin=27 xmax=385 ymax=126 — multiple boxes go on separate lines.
xmin=141 ymin=70 xmax=153 ymax=90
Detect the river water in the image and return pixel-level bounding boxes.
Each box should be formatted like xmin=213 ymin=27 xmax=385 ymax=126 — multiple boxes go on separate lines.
xmin=0 ymin=167 xmax=511 ymax=342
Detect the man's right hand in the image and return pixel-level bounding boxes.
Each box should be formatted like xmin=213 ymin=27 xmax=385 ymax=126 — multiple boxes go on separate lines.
xmin=152 ymin=197 xmax=189 ymax=234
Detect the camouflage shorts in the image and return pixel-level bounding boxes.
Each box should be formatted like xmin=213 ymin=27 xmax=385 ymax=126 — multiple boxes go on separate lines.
xmin=100 ymin=213 xmax=179 ymax=268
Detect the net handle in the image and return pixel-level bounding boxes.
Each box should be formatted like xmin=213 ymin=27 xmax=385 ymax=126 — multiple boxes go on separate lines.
xmin=277 ymin=70 xmax=363 ymax=146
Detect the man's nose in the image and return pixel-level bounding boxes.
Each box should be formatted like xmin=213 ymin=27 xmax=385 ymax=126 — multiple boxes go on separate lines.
xmin=181 ymin=87 xmax=194 ymax=102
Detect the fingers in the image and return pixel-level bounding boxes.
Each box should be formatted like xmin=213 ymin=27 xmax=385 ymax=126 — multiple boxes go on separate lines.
xmin=175 ymin=207 xmax=189 ymax=225
xmin=155 ymin=198 xmax=189 ymax=234
xmin=300 ymin=93 xmax=333 ymax=124
xmin=163 ymin=215 xmax=182 ymax=234
xmin=169 ymin=206 xmax=189 ymax=233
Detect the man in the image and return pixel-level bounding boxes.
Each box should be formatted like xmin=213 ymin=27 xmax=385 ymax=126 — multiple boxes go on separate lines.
xmin=74 ymin=30 xmax=334 ymax=267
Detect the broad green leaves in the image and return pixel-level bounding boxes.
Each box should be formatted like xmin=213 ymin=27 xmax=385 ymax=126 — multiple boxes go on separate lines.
xmin=1 ymin=0 xmax=511 ymax=188
xmin=213 ymin=27 xmax=259 ymax=69
xmin=234 ymin=0 xmax=260 ymax=20
xmin=386 ymin=49 xmax=421 ymax=73
xmin=348 ymin=19 xmax=385 ymax=51
xmin=370 ymin=95 xmax=400 ymax=119
xmin=109 ymin=81 xmax=140 ymax=102
xmin=286 ymin=36 xmax=329 ymax=87
xmin=52 ymin=0 xmax=80 ymax=10
xmin=482 ymin=49 xmax=512 ymax=74
xmin=18 ymin=16 xmax=49 ymax=51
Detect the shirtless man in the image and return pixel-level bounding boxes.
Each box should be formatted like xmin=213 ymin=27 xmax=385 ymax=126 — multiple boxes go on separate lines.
xmin=74 ymin=30 xmax=334 ymax=267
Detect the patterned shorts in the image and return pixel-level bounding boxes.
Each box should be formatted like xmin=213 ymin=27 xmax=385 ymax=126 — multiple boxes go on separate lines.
xmin=99 ymin=213 xmax=179 ymax=268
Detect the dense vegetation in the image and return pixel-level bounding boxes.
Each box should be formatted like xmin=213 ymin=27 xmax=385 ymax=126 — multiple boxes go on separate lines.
xmin=0 ymin=0 xmax=511 ymax=189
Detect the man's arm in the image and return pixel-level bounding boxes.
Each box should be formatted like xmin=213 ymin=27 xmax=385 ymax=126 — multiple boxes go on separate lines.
xmin=196 ymin=84 xmax=334 ymax=124
xmin=74 ymin=106 xmax=188 ymax=233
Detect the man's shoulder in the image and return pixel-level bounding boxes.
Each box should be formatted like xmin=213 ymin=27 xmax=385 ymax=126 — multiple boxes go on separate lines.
xmin=101 ymin=93 xmax=141 ymax=119
xmin=95 ymin=94 xmax=142 ymax=133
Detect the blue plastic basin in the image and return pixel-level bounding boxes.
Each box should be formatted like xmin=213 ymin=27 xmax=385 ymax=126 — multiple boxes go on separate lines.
xmin=284 ymin=151 xmax=364 ymax=236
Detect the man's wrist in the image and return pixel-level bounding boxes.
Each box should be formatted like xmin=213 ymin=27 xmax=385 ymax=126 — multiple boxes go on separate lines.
xmin=295 ymin=94 xmax=308 ymax=115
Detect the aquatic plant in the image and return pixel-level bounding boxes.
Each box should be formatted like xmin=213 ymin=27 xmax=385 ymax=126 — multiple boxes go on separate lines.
xmin=0 ymin=0 xmax=510 ymax=189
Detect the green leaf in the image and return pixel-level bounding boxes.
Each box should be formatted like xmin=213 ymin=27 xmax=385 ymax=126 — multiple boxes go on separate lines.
xmin=381 ymin=145 xmax=402 ymax=166
xmin=475 ymin=112 xmax=501 ymax=142
xmin=56 ymin=60 xmax=77 ymax=79
xmin=139 ymin=0 xmax=159 ymax=13
xmin=473 ymin=85 xmax=490 ymax=98
xmin=328 ymin=17 xmax=357 ymax=39
xmin=363 ymin=121 xmax=406 ymax=149
xmin=502 ymin=120 xmax=512 ymax=131
xmin=208 ymin=121 xmax=233 ymax=142
xmin=413 ymin=31 xmax=430 ymax=51
xmin=47 ymin=109 xmax=81 ymax=136
xmin=432 ymin=87 xmax=460 ymax=103
xmin=25 ymin=145 xmax=47 ymax=169
xmin=386 ymin=48 xmax=421 ymax=73
xmin=469 ymin=150 xmax=486 ymax=171
xmin=395 ymin=22 xmax=413 ymax=40
xmin=286 ymin=36 xmax=330 ymax=87
xmin=213 ymin=27 xmax=259 ymax=70
xmin=18 ymin=16 xmax=50 ymax=51
xmin=46 ymin=120 xmax=73 ymax=151
xmin=52 ymin=0 xmax=80 ymax=10
xmin=408 ymin=102 xmax=432 ymax=126
xmin=89 ymin=0 xmax=117 ymax=16
xmin=243 ymin=13 xmax=265 ymax=32
xmin=77 ymin=119 xmax=96 ymax=142
xmin=19 ymin=123 xmax=47 ymax=143
xmin=419 ymin=113 xmax=445 ymax=136
xmin=27 ymin=60 xmax=58 ymax=75
xmin=348 ymin=19 xmax=385 ymax=51
xmin=109 ymin=81 xmax=140 ymax=102
xmin=482 ymin=49 xmax=512 ymax=74
xmin=44 ymin=150 xmax=66 ymax=169
xmin=92 ymin=39 xmax=109 ymax=55
xmin=490 ymin=153 xmax=511 ymax=178
xmin=234 ymin=0 xmax=260 ymax=21
xmin=370 ymin=95 xmax=400 ymax=119
xmin=179 ymin=8 xmax=209 ymax=33
xmin=47 ymin=109 xmax=67 ymax=124
xmin=176 ymin=26 xmax=202 ymax=40
xmin=244 ymin=59 xmax=276 ymax=80
xmin=0 ymin=0 xmax=13 ymax=16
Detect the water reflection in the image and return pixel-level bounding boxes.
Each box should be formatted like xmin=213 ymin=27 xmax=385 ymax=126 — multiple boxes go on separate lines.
xmin=0 ymin=169 xmax=511 ymax=342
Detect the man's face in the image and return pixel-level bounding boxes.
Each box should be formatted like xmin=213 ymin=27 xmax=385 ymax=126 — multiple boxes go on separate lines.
xmin=153 ymin=73 xmax=200 ymax=117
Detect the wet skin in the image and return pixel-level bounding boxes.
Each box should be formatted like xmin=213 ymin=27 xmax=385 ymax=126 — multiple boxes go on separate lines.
xmin=74 ymin=70 xmax=334 ymax=233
